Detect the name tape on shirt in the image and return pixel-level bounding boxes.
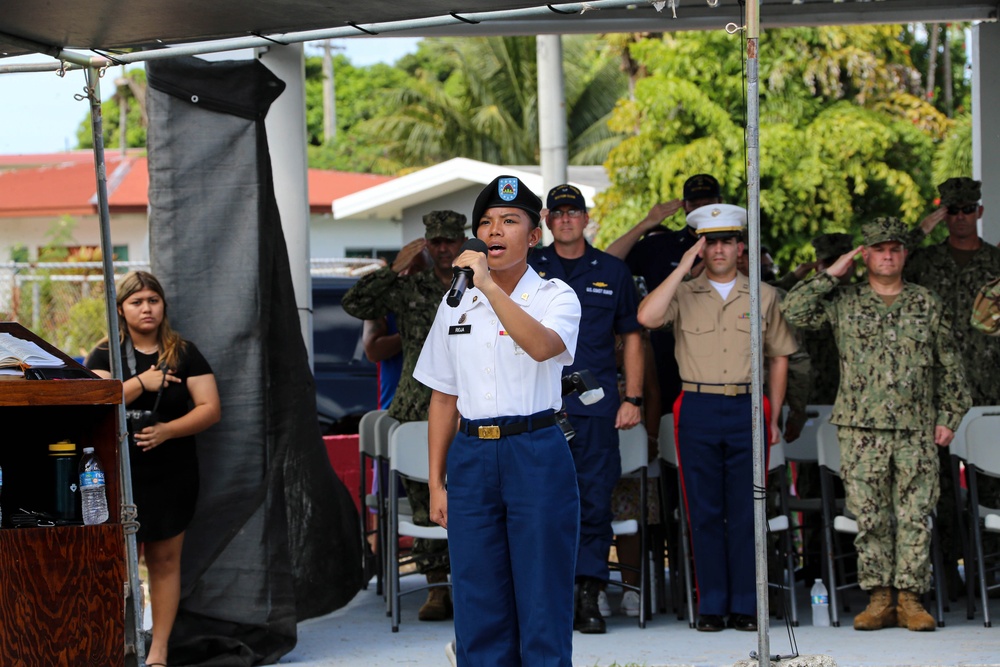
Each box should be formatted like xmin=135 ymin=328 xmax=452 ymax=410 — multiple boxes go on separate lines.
xmin=586 ymin=281 xmax=613 ymax=296
xmin=449 ymin=325 xmax=472 ymax=335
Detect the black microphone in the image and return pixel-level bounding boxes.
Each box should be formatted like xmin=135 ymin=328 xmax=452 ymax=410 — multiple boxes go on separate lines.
xmin=447 ymin=238 xmax=488 ymax=307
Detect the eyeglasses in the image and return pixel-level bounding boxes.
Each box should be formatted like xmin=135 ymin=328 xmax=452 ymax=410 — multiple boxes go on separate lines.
xmin=946 ymin=204 xmax=979 ymax=215
xmin=549 ymin=209 xmax=584 ymax=220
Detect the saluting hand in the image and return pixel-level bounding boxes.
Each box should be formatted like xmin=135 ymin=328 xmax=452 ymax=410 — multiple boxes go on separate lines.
xmin=919 ymin=207 xmax=947 ymax=235
xmin=391 ymin=238 xmax=428 ymax=274
xmin=825 ymin=245 xmax=863 ymax=280
xmin=681 ymin=236 xmax=707 ymax=272
xmin=638 ymin=200 xmax=683 ymax=232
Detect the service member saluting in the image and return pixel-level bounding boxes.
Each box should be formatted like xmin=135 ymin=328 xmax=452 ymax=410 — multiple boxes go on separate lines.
xmin=636 ymin=204 xmax=797 ymax=632
xmin=414 ymin=176 xmax=582 ymax=666
xmin=782 ymin=217 xmax=972 ymax=631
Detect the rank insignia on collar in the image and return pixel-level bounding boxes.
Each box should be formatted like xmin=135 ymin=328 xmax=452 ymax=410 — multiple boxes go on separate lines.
xmin=458 ymin=313 xmax=467 ymax=324
xmin=539 ymin=272 xmax=547 ymax=278
xmin=472 ymin=295 xmax=478 ymax=302
xmin=521 ymin=293 xmax=529 ymax=301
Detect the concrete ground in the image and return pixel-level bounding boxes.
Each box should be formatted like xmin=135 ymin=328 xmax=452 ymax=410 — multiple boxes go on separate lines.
xmin=276 ymin=571 xmax=1000 ymax=667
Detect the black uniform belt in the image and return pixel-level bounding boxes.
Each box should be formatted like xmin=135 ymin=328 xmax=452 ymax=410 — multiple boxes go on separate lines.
xmin=459 ymin=411 xmax=558 ymax=440
xmin=682 ymin=381 xmax=751 ymax=396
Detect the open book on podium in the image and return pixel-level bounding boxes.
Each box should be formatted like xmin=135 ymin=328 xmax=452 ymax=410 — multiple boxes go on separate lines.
xmin=0 ymin=323 xmax=98 ymax=379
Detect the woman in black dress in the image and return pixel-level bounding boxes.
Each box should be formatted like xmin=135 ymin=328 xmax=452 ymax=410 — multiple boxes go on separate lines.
xmin=86 ymin=271 xmax=221 ymax=667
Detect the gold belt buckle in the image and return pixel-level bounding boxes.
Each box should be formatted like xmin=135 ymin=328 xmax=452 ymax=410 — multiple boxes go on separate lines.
xmin=478 ymin=425 xmax=501 ymax=439
xmin=724 ymin=384 xmax=738 ymax=397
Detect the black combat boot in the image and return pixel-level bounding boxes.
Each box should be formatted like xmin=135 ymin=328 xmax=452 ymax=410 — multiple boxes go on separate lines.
xmin=574 ymin=578 xmax=607 ymax=634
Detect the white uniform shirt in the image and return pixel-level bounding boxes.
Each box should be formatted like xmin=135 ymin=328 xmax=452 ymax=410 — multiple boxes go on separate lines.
xmin=414 ymin=267 xmax=581 ymax=420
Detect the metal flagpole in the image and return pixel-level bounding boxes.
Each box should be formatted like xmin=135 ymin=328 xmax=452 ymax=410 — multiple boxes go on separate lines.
xmin=83 ymin=62 xmax=146 ymax=667
xmin=743 ymin=0 xmax=769 ymax=664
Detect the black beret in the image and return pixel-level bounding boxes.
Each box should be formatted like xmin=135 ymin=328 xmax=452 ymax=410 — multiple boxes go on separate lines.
xmin=472 ymin=175 xmax=542 ymax=226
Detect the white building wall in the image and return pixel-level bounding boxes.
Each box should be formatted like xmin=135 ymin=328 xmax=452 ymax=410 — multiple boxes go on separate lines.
xmin=310 ymin=213 xmax=402 ymax=258
xmin=0 ymin=213 xmax=150 ymax=261
xmin=398 ymin=186 xmax=485 ymax=242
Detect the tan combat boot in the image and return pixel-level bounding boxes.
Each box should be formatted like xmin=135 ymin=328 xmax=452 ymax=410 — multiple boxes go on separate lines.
xmin=418 ymin=571 xmax=453 ymax=621
xmin=853 ymin=586 xmax=896 ymax=630
xmin=896 ymin=590 xmax=936 ymax=631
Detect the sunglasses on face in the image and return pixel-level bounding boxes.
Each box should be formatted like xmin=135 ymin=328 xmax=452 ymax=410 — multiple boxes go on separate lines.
xmin=946 ymin=204 xmax=978 ymax=215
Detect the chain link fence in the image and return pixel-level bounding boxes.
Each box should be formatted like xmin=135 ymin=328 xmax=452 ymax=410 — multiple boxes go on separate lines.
xmin=0 ymin=258 xmax=385 ymax=360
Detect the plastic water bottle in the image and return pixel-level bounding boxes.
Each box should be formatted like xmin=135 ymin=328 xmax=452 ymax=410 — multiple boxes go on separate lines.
xmin=79 ymin=447 xmax=109 ymax=525
xmin=811 ymin=578 xmax=830 ymax=627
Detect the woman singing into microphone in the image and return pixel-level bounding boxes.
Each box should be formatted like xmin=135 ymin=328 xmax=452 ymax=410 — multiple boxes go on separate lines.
xmin=414 ymin=176 xmax=582 ymax=667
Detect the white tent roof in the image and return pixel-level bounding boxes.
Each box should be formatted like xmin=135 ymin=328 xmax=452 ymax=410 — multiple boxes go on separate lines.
xmin=1 ymin=0 xmax=993 ymax=67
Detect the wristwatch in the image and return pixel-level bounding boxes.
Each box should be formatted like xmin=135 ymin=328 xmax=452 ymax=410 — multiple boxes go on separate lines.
xmin=623 ymin=396 xmax=643 ymax=407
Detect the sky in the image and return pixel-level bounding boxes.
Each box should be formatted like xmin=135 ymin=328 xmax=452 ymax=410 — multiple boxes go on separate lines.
xmin=0 ymin=37 xmax=420 ymax=155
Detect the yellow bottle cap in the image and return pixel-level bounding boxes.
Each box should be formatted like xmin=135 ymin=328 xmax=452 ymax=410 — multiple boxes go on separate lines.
xmin=48 ymin=440 xmax=77 ymax=454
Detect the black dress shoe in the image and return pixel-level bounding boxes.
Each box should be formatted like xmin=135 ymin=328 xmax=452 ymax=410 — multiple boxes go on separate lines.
xmin=696 ymin=614 xmax=725 ymax=632
xmin=728 ymin=613 xmax=758 ymax=631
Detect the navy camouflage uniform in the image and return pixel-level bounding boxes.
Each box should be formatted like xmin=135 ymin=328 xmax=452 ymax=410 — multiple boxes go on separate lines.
xmin=783 ymin=219 xmax=972 ymax=594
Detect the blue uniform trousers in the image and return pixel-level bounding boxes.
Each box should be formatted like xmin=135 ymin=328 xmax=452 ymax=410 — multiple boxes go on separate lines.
xmin=675 ymin=392 xmax=761 ymax=617
xmin=567 ymin=415 xmax=621 ymax=581
xmin=447 ymin=416 xmax=580 ymax=667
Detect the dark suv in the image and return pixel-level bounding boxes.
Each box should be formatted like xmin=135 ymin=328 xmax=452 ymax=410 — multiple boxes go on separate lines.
xmin=312 ymin=275 xmax=379 ymax=434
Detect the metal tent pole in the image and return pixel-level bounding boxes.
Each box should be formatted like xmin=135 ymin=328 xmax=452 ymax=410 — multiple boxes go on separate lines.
xmin=744 ymin=0 xmax=769 ymax=665
xmin=83 ymin=62 xmax=146 ymax=667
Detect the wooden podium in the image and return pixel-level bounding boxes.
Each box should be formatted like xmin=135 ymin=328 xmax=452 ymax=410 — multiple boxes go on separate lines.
xmin=0 ymin=322 xmax=125 ymax=665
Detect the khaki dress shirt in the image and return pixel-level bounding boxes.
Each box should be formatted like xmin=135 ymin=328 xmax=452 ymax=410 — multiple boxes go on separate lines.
xmin=662 ymin=274 xmax=798 ymax=384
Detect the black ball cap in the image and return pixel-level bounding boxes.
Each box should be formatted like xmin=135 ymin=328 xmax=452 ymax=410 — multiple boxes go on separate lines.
xmin=472 ymin=175 xmax=542 ymax=227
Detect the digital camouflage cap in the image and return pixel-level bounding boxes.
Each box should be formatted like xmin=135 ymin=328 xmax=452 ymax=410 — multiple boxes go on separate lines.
xmin=862 ymin=217 xmax=908 ymax=246
xmin=938 ymin=177 xmax=982 ymax=206
xmin=423 ymin=210 xmax=467 ymax=241
xmin=812 ymin=233 xmax=854 ymax=263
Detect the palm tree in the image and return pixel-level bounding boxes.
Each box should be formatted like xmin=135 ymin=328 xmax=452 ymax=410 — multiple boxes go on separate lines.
xmin=356 ymin=36 xmax=628 ymax=173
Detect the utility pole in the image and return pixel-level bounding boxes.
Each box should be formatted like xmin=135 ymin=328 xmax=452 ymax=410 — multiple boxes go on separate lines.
xmin=926 ymin=24 xmax=938 ymax=104
xmin=116 ymin=66 xmax=128 ymax=156
xmin=942 ymin=25 xmax=954 ymax=117
xmin=536 ymin=35 xmax=567 ymax=195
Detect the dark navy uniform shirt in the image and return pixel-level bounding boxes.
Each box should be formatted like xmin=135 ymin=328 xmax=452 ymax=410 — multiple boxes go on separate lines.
xmin=529 ymin=243 xmax=641 ymax=419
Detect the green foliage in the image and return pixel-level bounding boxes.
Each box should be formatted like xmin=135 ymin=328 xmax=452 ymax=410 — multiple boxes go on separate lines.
xmin=933 ymin=113 xmax=973 ymax=186
xmin=303 ymin=54 xmax=413 ymax=171
xmin=593 ymin=25 xmax=951 ymax=270
xmin=351 ymin=35 xmax=628 ymax=173
xmin=76 ymin=68 xmax=147 ymax=150
xmin=55 ymin=297 xmax=109 ymax=359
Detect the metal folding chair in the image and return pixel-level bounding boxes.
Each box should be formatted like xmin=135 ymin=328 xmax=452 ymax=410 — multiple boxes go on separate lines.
xmin=358 ymin=409 xmax=387 ymax=593
xmin=767 ymin=440 xmax=799 ymax=626
xmin=963 ymin=410 xmax=1000 ymax=627
xmin=608 ymin=424 xmax=650 ymax=628
xmin=388 ymin=420 xmax=449 ymax=632
xmin=949 ymin=405 xmax=1000 ymax=619
xmin=373 ymin=412 xmax=399 ymax=607
xmin=658 ymin=413 xmax=697 ymax=627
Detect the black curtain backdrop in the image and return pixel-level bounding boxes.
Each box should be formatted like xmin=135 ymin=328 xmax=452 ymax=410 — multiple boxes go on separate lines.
xmin=145 ymin=55 xmax=363 ymax=666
